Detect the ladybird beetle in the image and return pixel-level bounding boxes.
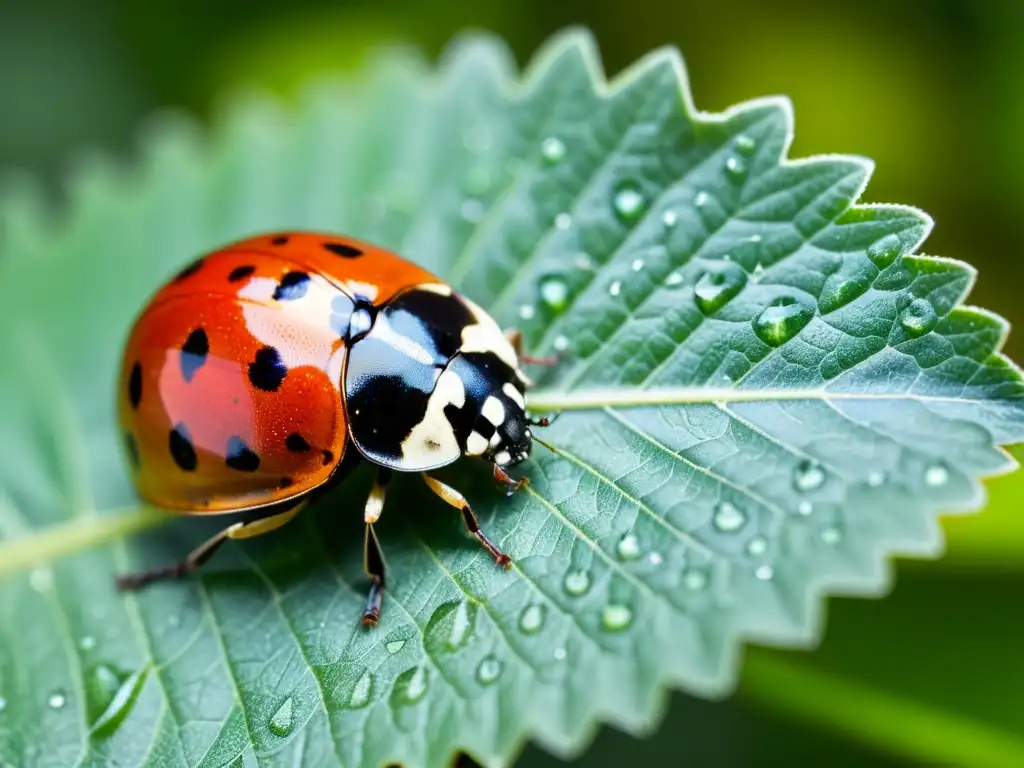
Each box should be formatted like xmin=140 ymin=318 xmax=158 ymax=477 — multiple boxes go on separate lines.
xmin=115 ymin=231 xmax=557 ymax=625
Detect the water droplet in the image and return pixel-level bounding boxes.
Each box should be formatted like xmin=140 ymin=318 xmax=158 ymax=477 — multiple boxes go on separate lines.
xmin=867 ymin=471 xmax=886 ymax=488
xmin=29 ymin=567 xmax=52 ymax=593
xmin=47 ymin=691 xmax=66 ymax=709
xmin=617 ymin=533 xmax=642 ymax=561
xmin=553 ymin=335 xmax=570 ymax=352
xmin=695 ymin=191 xmax=709 ymax=207
xmin=563 ymin=569 xmax=592 ymax=596
xmin=736 ymin=135 xmax=757 ymax=155
xmin=0 ymin=697 xmax=6 ymax=712
xmin=683 ymin=569 xmax=708 ymax=591
xmin=725 ymin=156 xmax=747 ymax=179
xmin=476 ymin=655 xmax=502 ymax=685
xmin=751 ymin=262 xmax=765 ymax=279
xmin=753 ymin=297 xmax=814 ymax=346
xmin=867 ymin=234 xmax=902 ymax=268
xmin=386 ymin=639 xmax=406 ymax=654
xmin=612 ymin=181 xmax=647 ymax=223
xmin=268 ymin=697 xmax=293 ymax=736
xmin=555 ymin=212 xmax=572 ymax=230
xmin=167 ymin=615 xmax=181 ymax=629
xmin=821 ymin=527 xmax=842 ymax=545
xmin=797 ymin=501 xmax=813 ymax=516
xmin=746 ymin=537 xmax=768 ymax=556
xmin=447 ymin=601 xmax=474 ymax=650
xmin=79 ymin=636 xmax=96 ymax=651
xmin=518 ymin=304 xmax=536 ymax=321
xmin=609 ymin=280 xmax=622 ymax=297
xmin=665 ymin=270 xmax=684 ymax=287
xmin=631 ymin=258 xmax=645 ymax=272
xmin=924 ymin=463 xmax=949 ymax=487
xmin=899 ymin=298 xmax=938 ymax=337
xmin=694 ymin=263 xmax=748 ymax=314
xmin=793 ymin=459 xmax=826 ymax=492
xmin=755 ymin=565 xmax=774 ymax=580
xmin=749 ymin=233 xmax=763 ymax=243
xmin=539 ymin=276 xmax=570 ymax=312
xmin=818 ymin=275 xmax=870 ymax=314
xmin=601 ymin=604 xmax=633 ymax=631
xmin=541 ymin=137 xmax=566 ymax=164
xmin=393 ymin=666 xmax=429 ymax=706
xmin=462 ymin=166 xmax=492 ymax=196
xmin=553 ymin=647 xmax=567 ymax=661
xmin=519 ymin=603 xmax=547 ymax=634
xmin=574 ymin=252 xmax=595 ymax=270
xmin=348 ymin=670 xmax=373 ymax=709
xmin=712 ymin=501 xmax=747 ymax=533
xmin=648 ymin=552 xmax=664 ymax=566
xmin=662 ymin=210 xmax=678 ymax=228
xmin=460 ymin=199 xmax=485 ymax=223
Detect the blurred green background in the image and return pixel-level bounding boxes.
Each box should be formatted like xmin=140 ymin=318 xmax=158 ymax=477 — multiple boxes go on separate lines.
xmin=3 ymin=0 xmax=1023 ymax=765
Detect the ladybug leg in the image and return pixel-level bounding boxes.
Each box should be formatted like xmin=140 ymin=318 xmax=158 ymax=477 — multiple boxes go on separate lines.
xmin=115 ymin=502 xmax=305 ymax=590
xmin=493 ymin=463 xmax=528 ymax=495
xmin=422 ymin=474 xmax=511 ymax=568
xmin=504 ymin=328 xmax=558 ymax=366
xmin=361 ymin=469 xmax=391 ymax=627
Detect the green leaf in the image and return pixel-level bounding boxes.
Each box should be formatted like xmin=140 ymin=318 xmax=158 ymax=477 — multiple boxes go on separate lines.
xmin=1 ymin=27 xmax=1022 ymax=767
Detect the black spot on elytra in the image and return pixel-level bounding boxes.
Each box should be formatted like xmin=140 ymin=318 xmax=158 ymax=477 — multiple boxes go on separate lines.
xmin=285 ymin=433 xmax=311 ymax=453
xmin=174 ymin=258 xmax=205 ymax=281
xmin=128 ymin=362 xmax=142 ymax=410
xmin=323 ymin=242 xmax=363 ymax=258
xmin=273 ymin=271 xmax=310 ymax=301
xmin=228 ymin=265 xmax=256 ymax=282
xmin=124 ymin=433 xmax=140 ymax=469
xmin=270 ymin=235 xmax=289 ymax=246
xmin=321 ymin=450 xmax=334 ymax=465
xmin=180 ymin=328 xmax=209 ymax=382
xmin=169 ymin=423 xmax=197 ymax=471
xmin=248 ymin=346 xmax=287 ymax=391
xmin=225 ymin=436 xmax=260 ymax=472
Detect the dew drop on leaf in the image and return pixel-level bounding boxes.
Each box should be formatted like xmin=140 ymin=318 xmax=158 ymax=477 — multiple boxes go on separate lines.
xmin=751 ymin=262 xmax=765 ymax=279
xmin=476 ymin=655 xmax=503 ymax=685
xmin=712 ymin=501 xmax=747 ymax=532
xmin=538 ymin=275 xmax=570 ymax=312
xmin=797 ymin=501 xmax=813 ymax=516
xmin=616 ymin=533 xmax=642 ymax=560
xmin=518 ymin=304 xmax=536 ymax=321
xmin=519 ymin=603 xmax=547 ymax=634
xmin=47 ymin=691 xmax=66 ymax=710
xmin=446 ymin=601 xmax=474 ymax=650
xmin=735 ymin=134 xmax=757 ymax=154
xmin=553 ymin=647 xmax=567 ymax=661
xmin=793 ymin=459 xmax=826 ymax=492
xmin=574 ymin=252 xmax=595 ymax=270
xmin=612 ymin=181 xmax=647 ymax=223
xmin=393 ymin=667 xmax=429 ymax=706
xmin=746 ymin=537 xmax=768 ymax=556
xmin=462 ymin=166 xmax=492 ymax=196
xmin=563 ymin=569 xmax=592 ymax=596
xmin=648 ymin=552 xmax=664 ymax=566
xmin=29 ymin=567 xmax=52 ymax=593
xmin=725 ymin=156 xmax=747 ymax=179
xmin=899 ymin=298 xmax=938 ymax=337
xmin=553 ymin=335 xmax=570 ymax=352
xmin=541 ymin=136 xmax=566 ymax=164
xmin=867 ymin=234 xmax=902 ymax=268
xmin=601 ymin=604 xmax=633 ymax=631
xmin=695 ymin=191 xmax=709 ymax=207
xmin=662 ymin=210 xmax=678 ymax=228
xmin=683 ymin=569 xmax=708 ymax=591
xmin=753 ymin=297 xmax=814 ymax=346
xmin=268 ymin=697 xmax=294 ymax=736
xmin=348 ymin=670 xmax=374 ymax=709
xmin=694 ymin=262 xmax=748 ymax=314
xmin=868 ymin=471 xmax=886 ymax=487
xmin=609 ymin=280 xmax=622 ymax=297
xmin=631 ymin=258 xmax=645 ymax=272
xmin=818 ymin=275 xmax=869 ymax=314
xmin=385 ymin=639 xmax=406 ymax=655
xmin=0 ymin=697 xmax=6 ymax=712
xmin=924 ymin=463 xmax=949 ymax=487
xmin=88 ymin=664 xmax=150 ymax=737
xmin=665 ymin=270 xmax=685 ymax=287
xmin=461 ymin=199 xmax=485 ymax=223
xmin=821 ymin=527 xmax=842 ymax=545
xmin=555 ymin=212 xmax=572 ymax=230
xmin=79 ymin=636 xmax=96 ymax=651
xmin=755 ymin=565 xmax=774 ymax=580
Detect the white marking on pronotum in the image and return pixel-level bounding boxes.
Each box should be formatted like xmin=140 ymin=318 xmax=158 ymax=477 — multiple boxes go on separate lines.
xmin=466 ymin=431 xmax=488 ymax=456
xmin=400 ymin=369 xmax=465 ymax=469
xmin=482 ymin=396 xmax=505 ymax=426
xmin=502 ymin=383 xmax=525 ymax=410
xmin=494 ymin=450 xmax=512 ymax=466
xmin=489 ymin=432 xmax=503 ymax=449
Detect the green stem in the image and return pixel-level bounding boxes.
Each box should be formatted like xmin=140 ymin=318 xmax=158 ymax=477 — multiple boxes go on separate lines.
xmin=740 ymin=650 xmax=1024 ymax=768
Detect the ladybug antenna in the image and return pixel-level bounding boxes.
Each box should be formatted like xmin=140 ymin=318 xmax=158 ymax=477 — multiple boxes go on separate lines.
xmin=531 ymin=435 xmax=558 ymax=454
xmin=528 ymin=412 xmax=560 ymax=428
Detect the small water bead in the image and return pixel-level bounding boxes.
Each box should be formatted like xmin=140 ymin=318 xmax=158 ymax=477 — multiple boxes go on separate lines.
xmin=476 ymin=656 xmax=503 ymax=685
xmin=748 ymin=233 xmax=763 ymax=243
xmin=518 ymin=304 xmax=536 ymax=321
xmin=601 ymin=604 xmax=633 ymax=631
xmin=662 ymin=210 xmax=678 ymax=228
xmin=553 ymin=335 xmax=570 ymax=352
xmin=793 ymin=459 xmax=826 ymax=492
xmin=694 ymin=191 xmax=709 ymax=207
xmin=631 ymin=258 xmax=645 ymax=272
xmin=899 ymin=298 xmax=938 ymax=338
xmin=665 ymin=270 xmax=685 ymax=287
xmin=539 ymin=276 xmax=570 ymax=312
xmin=553 ymin=647 xmax=567 ymax=661
xmin=753 ymin=297 xmax=814 ymax=347
xmin=924 ymin=463 xmax=949 ymax=487
xmin=751 ymin=263 xmax=765 ymax=280
xmin=519 ymin=603 xmax=547 ymax=634
xmin=755 ymin=565 xmax=774 ymax=581
xmin=735 ymin=134 xmax=757 ymax=154
xmin=0 ymin=697 xmax=6 ymax=712
xmin=447 ymin=601 xmax=474 ymax=650
xmin=563 ymin=569 xmax=592 ymax=596
xmin=797 ymin=501 xmax=813 ymax=516
xmin=746 ymin=537 xmax=768 ymax=556
xmin=712 ymin=501 xmax=747 ymax=533
xmin=612 ymin=181 xmax=647 ymax=223
xmin=694 ymin=262 xmax=748 ymax=315
xmin=29 ymin=567 xmax=52 ymax=593
xmin=385 ymin=640 xmax=406 ymax=655
xmin=818 ymin=275 xmax=870 ymax=314
xmin=462 ymin=166 xmax=492 ymax=196
xmin=541 ymin=137 xmax=566 ymax=164
xmin=609 ymin=280 xmax=622 ymax=297
xmin=393 ymin=667 xmax=429 ymax=707
xmin=574 ymin=252 xmax=595 ymax=270
xmin=48 ymin=691 xmax=66 ymax=710
xmin=349 ymin=670 xmax=373 ymax=709
xmin=79 ymin=636 xmax=96 ymax=651
xmin=555 ymin=212 xmax=572 ymax=230
xmin=268 ymin=697 xmax=294 ymax=736
xmin=648 ymin=552 xmax=664 ymax=566
xmin=867 ymin=234 xmax=902 ymax=268
xmin=617 ymin=533 xmax=642 ymax=561
xmin=725 ymin=156 xmax=747 ymax=179
xmin=867 ymin=471 xmax=886 ymax=488
xmin=820 ymin=527 xmax=842 ymax=545
xmin=460 ymin=199 xmax=485 ymax=223
xmin=683 ymin=569 xmax=708 ymax=591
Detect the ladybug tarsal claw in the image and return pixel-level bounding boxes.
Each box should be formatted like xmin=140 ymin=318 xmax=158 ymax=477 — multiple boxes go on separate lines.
xmin=495 ymin=553 xmax=512 ymax=569
xmin=361 ymin=610 xmax=380 ymax=627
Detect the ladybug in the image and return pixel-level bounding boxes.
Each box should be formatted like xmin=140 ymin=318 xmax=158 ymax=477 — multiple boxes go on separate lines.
xmin=115 ymin=231 xmax=556 ymax=625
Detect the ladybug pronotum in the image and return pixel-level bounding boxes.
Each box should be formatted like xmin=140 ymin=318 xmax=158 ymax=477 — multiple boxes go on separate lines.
xmin=116 ymin=231 xmax=556 ymax=625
